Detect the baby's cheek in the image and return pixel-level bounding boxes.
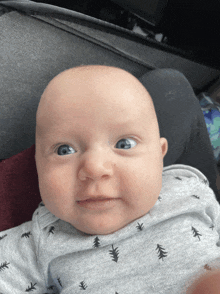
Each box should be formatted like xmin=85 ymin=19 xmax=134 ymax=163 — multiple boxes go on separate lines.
xmin=140 ymin=165 xmax=162 ymax=206
xmin=40 ymin=165 xmax=75 ymax=199
xmin=39 ymin=167 xmax=77 ymax=220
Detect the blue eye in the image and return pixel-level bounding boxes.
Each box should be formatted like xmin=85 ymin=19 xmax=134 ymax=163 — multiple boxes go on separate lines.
xmin=57 ymin=145 xmax=76 ymax=156
xmin=115 ymin=138 xmax=137 ymax=149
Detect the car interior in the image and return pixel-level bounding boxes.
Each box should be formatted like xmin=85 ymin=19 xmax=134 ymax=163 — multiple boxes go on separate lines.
xmin=1 ymin=0 xmax=220 ymax=230
xmin=32 ymin=0 xmax=220 ymax=71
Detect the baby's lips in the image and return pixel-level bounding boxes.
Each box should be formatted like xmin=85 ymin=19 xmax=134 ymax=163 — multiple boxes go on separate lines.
xmin=77 ymin=195 xmax=115 ymax=202
xmin=76 ymin=196 xmax=121 ymax=211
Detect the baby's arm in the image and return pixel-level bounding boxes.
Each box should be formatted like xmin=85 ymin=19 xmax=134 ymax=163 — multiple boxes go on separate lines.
xmin=186 ymin=270 xmax=220 ymax=294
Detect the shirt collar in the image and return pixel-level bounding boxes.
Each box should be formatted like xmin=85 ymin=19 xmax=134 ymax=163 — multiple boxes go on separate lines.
xmin=34 ymin=202 xmax=59 ymax=230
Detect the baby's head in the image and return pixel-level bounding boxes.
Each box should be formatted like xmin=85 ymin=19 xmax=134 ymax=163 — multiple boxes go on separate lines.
xmin=35 ymin=65 xmax=168 ymax=235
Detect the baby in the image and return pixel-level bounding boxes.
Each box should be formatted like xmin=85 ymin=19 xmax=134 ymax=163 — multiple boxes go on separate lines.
xmin=0 ymin=65 xmax=220 ymax=293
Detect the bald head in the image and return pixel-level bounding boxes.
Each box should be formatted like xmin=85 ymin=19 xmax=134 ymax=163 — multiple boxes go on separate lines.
xmin=36 ymin=65 xmax=158 ymax=138
xmin=35 ymin=65 xmax=168 ymax=235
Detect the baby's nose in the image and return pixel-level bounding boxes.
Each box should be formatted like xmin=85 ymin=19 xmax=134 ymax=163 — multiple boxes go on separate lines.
xmin=78 ymin=149 xmax=114 ymax=181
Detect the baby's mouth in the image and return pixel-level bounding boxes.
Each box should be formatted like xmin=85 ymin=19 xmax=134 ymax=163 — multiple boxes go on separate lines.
xmin=77 ymin=195 xmax=114 ymax=201
xmin=76 ymin=196 xmax=120 ymax=210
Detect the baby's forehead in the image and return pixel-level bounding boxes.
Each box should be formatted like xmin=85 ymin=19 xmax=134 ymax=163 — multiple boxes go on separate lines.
xmin=36 ymin=66 xmax=157 ymax=133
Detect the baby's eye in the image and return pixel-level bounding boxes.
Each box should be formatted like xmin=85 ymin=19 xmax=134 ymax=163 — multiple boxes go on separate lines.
xmin=57 ymin=145 xmax=76 ymax=156
xmin=115 ymin=138 xmax=137 ymax=149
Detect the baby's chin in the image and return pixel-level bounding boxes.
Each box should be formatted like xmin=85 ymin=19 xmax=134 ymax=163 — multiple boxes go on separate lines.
xmin=71 ymin=213 xmax=146 ymax=236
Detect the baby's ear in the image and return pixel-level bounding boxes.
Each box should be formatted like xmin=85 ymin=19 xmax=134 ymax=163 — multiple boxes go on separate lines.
xmin=160 ymin=137 xmax=168 ymax=158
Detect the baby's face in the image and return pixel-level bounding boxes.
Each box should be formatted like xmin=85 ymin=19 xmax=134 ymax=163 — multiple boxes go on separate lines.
xmin=35 ymin=66 xmax=168 ymax=235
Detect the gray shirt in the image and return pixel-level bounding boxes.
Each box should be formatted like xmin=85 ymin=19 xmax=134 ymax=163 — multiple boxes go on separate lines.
xmin=1 ymin=164 xmax=220 ymax=293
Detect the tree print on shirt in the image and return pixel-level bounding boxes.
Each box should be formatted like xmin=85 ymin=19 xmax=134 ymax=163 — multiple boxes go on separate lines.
xmin=156 ymin=244 xmax=168 ymax=261
xmin=204 ymin=264 xmax=212 ymax=271
xmin=93 ymin=237 xmax=100 ymax=248
xmin=48 ymin=226 xmax=55 ymax=236
xmin=136 ymin=223 xmax=144 ymax=231
xmin=47 ymin=285 xmax=56 ymax=291
xmin=191 ymin=194 xmax=200 ymax=199
xmin=0 ymin=234 xmax=7 ymax=241
xmin=25 ymin=282 xmax=37 ymax=292
xmin=203 ymin=179 xmax=208 ymax=184
xmin=42 ymin=285 xmax=57 ymax=294
xmin=210 ymin=224 xmax=214 ymax=230
xmin=21 ymin=232 xmax=32 ymax=238
xmin=79 ymin=281 xmax=88 ymax=290
xmin=109 ymin=245 xmax=119 ymax=262
xmin=57 ymin=277 xmax=62 ymax=288
xmin=192 ymin=226 xmax=202 ymax=241
xmin=0 ymin=261 xmax=10 ymax=272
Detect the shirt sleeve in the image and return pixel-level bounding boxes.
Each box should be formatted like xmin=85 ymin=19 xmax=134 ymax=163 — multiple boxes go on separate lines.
xmin=205 ymin=187 xmax=220 ymax=271
xmin=0 ymin=219 xmax=49 ymax=293
xmin=216 ymin=212 xmax=220 ymax=246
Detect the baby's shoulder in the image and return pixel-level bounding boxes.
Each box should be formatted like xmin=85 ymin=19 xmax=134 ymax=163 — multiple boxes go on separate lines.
xmin=0 ymin=220 xmax=33 ymax=242
xmin=162 ymin=164 xmax=211 ymax=194
xmin=0 ymin=219 xmax=36 ymax=268
xmin=162 ymin=164 xmax=209 ymax=185
xmin=160 ymin=164 xmax=217 ymax=209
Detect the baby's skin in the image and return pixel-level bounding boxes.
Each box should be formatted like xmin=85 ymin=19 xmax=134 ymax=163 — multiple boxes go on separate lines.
xmin=35 ymin=65 xmax=168 ymax=236
xmin=186 ymin=270 xmax=220 ymax=294
xmin=35 ymin=65 xmax=220 ymax=292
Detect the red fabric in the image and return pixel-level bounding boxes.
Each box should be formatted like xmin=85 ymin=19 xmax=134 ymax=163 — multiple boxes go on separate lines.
xmin=0 ymin=144 xmax=41 ymax=232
